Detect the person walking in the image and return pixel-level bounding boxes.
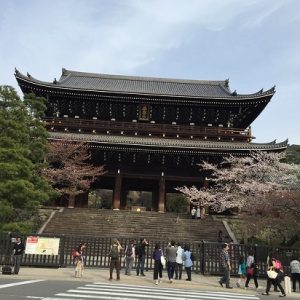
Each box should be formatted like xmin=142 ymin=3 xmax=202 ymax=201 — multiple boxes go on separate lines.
xmin=262 ymin=254 xmax=286 ymax=297
xmin=109 ymin=239 xmax=122 ymax=280
xmin=153 ymin=243 xmax=163 ymax=285
xmin=290 ymin=256 xmax=300 ymax=292
xmin=245 ymin=250 xmax=259 ymax=290
xmin=190 ymin=207 xmax=196 ymax=219
xmin=136 ymin=238 xmax=148 ymax=276
xmin=166 ymin=240 xmax=177 ymax=283
xmin=182 ymin=244 xmax=193 ymax=281
xmin=13 ymin=237 xmax=25 ymax=275
xmin=124 ymin=240 xmax=135 ymax=275
xmin=74 ymin=242 xmax=86 ymax=278
xmin=218 ymin=243 xmax=233 ymax=289
xmin=175 ymin=242 xmax=184 ymax=280
xmin=236 ymin=254 xmax=246 ymax=288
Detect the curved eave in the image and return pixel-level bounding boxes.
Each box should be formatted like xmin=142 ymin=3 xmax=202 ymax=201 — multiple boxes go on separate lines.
xmin=15 ymin=71 xmax=275 ymax=102
xmin=48 ymin=132 xmax=288 ymax=152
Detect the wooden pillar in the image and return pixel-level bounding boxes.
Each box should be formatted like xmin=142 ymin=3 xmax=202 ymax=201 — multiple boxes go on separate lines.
xmin=158 ymin=172 xmax=165 ymax=213
xmin=112 ymin=169 xmax=122 ymax=209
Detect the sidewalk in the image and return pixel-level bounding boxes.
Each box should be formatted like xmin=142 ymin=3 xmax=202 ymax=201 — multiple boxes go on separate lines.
xmin=0 ymin=267 xmax=267 ymax=293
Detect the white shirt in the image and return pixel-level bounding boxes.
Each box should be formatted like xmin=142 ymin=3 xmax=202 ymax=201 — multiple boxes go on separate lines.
xmin=290 ymin=260 xmax=300 ymax=273
xmin=246 ymin=255 xmax=254 ymax=268
xmin=176 ymin=246 xmax=184 ymax=264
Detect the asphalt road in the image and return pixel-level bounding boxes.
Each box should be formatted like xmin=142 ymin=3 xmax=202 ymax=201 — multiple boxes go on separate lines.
xmin=0 ymin=277 xmax=288 ymax=300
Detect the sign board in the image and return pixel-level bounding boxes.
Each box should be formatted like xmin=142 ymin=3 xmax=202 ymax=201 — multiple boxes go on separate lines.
xmin=25 ymin=236 xmax=60 ymax=255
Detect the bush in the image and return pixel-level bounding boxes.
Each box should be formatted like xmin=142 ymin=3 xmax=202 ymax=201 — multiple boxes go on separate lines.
xmin=166 ymin=194 xmax=188 ymax=213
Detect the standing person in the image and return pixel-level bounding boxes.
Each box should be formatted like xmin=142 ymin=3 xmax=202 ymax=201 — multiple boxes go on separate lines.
xmin=191 ymin=207 xmax=196 ymax=219
xmin=262 ymin=254 xmax=286 ymax=297
xmin=124 ymin=240 xmax=135 ymax=275
xmin=218 ymin=243 xmax=233 ymax=289
xmin=196 ymin=206 xmax=201 ymax=219
xmin=175 ymin=242 xmax=184 ymax=280
xmin=136 ymin=238 xmax=149 ymax=276
xmin=13 ymin=237 xmax=25 ymax=275
xmin=109 ymin=238 xmax=122 ymax=280
xmin=166 ymin=240 xmax=177 ymax=283
xmin=245 ymin=250 xmax=259 ymax=290
xmin=153 ymin=243 xmax=163 ymax=285
xmin=182 ymin=244 xmax=193 ymax=281
xmin=236 ymin=254 xmax=246 ymax=288
xmin=74 ymin=242 xmax=86 ymax=278
xmin=290 ymin=256 xmax=300 ymax=292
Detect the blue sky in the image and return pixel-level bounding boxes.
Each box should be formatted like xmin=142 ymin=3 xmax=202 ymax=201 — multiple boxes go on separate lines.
xmin=1 ymin=0 xmax=299 ymax=144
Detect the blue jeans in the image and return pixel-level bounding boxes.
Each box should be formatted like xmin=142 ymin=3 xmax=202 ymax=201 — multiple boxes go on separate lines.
xmin=136 ymin=255 xmax=145 ymax=275
xmin=167 ymin=261 xmax=176 ymax=280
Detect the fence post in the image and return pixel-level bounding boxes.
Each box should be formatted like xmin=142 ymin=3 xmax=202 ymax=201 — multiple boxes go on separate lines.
xmin=59 ymin=235 xmax=66 ymax=267
xmin=201 ymin=241 xmax=205 ymax=275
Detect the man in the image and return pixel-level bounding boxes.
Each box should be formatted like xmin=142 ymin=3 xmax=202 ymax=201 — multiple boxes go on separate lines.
xmin=166 ymin=240 xmax=177 ymax=283
xmin=124 ymin=240 xmax=135 ymax=275
xmin=109 ymin=239 xmax=122 ymax=280
xmin=13 ymin=237 xmax=25 ymax=275
xmin=175 ymin=242 xmax=184 ymax=280
xmin=218 ymin=243 xmax=233 ymax=289
xmin=136 ymin=238 xmax=148 ymax=276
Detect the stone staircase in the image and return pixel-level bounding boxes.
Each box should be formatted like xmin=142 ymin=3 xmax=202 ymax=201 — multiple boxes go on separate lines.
xmin=42 ymin=208 xmax=228 ymax=242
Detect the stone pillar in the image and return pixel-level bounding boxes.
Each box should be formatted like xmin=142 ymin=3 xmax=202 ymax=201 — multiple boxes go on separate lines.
xmin=112 ymin=169 xmax=122 ymax=209
xmin=158 ymin=172 xmax=166 ymax=213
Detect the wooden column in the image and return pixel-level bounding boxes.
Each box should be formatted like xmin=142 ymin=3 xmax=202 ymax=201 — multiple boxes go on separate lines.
xmin=112 ymin=170 xmax=122 ymax=209
xmin=158 ymin=172 xmax=165 ymax=213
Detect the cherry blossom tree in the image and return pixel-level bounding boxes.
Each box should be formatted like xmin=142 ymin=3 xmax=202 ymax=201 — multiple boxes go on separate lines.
xmin=41 ymin=141 xmax=106 ymax=207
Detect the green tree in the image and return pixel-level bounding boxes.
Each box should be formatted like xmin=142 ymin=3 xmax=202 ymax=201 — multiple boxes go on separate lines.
xmin=0 ymin=86 xmax=53 ymax=232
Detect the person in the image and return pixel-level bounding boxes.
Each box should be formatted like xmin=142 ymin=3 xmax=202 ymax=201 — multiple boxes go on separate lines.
xmin=124 ymin=239 xmax=135 ymax=275
xmin=109 ymin=238 xmax=123 ymax=280
xmin=196 ymin=206 xmax=200 ymax=219
xmin=13 ymin=237 xmax=25 ymax=275
xmin=175 ymin=242 xmax=184 ymax=280
xmin=262 ymin=253 xmax=286 ymax=297
xmin=236 ymin=254 xmax=246 ymax=288
xmin=290 ymin=256 xmax=300 ymax=292
xmin=191 ymin=207 xmax=196 ymax=219
xmin=153 ymin=243 xmax=163 ymax=285
xmin=245 ymin=250 xmax=258 ymax=290
xmin=166 ymin=240 xmax=177 ymax=283
xmin=218 ymin=243 xmax=233 ymax=289
xmin=182 ymin=244 xmax=193 ymax=281
xmin=74 ymin=242 xmax=86 ymax=278
xmin=136 ymin=238 xmax=149 ymax=276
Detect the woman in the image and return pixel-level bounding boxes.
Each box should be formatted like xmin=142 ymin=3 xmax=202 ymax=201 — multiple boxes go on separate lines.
xmin=245 ymin=250 xmax=258 ymax=290
xmin=74 ymin=242 xmax=86 ymax=278
xmin=182 ymin=244 xmax=193 ymax=281
xmin=262 ymin=254 xmax=286 ymax=297
xmin=153 ymin=243 xmax=163 ymax=285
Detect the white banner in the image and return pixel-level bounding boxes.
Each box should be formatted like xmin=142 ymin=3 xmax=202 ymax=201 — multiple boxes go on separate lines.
xmin=25 ymin=236 xmax=60 ymax=255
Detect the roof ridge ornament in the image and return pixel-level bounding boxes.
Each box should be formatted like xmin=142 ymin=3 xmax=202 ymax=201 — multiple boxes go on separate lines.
xmin=62 ymin=68 xmax=67 ymax=75
xmin=231 ymin=90 xmax=237 ymax=96
xmin=27 ymin=72 xmax=31 ymax=78
xmin=259 ymin=88 xmax=263 ymax=94
xmin=14 ymin=68 xmax=20 ymax=75
xmin=53 ymin=78 xmax=57 ymax=84
xmin=225 ymin=79 xmax=229 ymax=88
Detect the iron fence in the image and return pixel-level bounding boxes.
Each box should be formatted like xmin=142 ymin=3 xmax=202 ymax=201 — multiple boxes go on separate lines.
xmin=1 ymin=232 xmax=299 ymax=277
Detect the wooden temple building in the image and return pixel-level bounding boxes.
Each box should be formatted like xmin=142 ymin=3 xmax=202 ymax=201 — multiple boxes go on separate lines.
xmin=15 ymin=69 xmax=287 ymax=212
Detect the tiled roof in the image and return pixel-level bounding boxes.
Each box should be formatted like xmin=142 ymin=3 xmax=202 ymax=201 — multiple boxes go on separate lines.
xmin=15 ymin=68 xmax=275 ymax=99
xmin=48 ymin=132 xmax=288 ymax=152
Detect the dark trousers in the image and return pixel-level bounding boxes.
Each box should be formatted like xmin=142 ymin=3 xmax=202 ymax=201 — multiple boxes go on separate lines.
xmin=291 ymin=273 xmax=300 ymax=292
xmin=266 ymin=277 xmax=285 ymax=295
xmin=220 ymin=266 xmax=230 ymax=287
xmin=13 ymin=255 xmax=23 ymax=274
xmin=109 ymin=258 xmax=120 ymax=279
xmin=185 ymin=266 xmax=192 ymax=280
xmin=153 ymin=260 xmax=163 ymax=280
xmin=167 ymin=261 xmax=176 ymax=280
xmin=245 ymin=273 xmax=258 ymax=288
xmin=136 ymin=255 xmax=145 ymax=275
xmin=175 ymin=263 xmax=183 ymax=279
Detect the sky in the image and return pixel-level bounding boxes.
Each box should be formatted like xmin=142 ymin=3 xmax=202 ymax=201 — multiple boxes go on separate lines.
xmin=1 ymin=0 xmax=299 ymax=145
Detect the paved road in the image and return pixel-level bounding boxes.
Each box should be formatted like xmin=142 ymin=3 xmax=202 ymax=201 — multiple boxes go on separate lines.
xmin=0 ymin=278 xmax=266 ymax=300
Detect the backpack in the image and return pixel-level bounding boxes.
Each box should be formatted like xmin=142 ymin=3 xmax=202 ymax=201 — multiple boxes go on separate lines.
xmin=190 ymin=252 xmax=195 ymax=262
xmin=110 ymin=245 xmax=119 ymax=259
xmin=274 ymin=259 xmax=282 ymax=270
xmin=126 ymin=244 xmax=133 ymax=257
xmin=71 ymin=249 xmax=78 ymax=258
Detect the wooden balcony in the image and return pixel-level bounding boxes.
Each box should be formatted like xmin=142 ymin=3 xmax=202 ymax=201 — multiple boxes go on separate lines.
xmin=43 ymin=117 xmax=253 ymax=142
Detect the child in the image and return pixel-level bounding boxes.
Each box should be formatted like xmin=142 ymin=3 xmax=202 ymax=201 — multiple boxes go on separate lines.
xmin=236 ymin=254 xmax=246 ymax=287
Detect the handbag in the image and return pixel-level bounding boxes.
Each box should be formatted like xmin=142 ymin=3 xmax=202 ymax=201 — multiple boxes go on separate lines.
xmin=160 ymin=255 xmax=166 ymax=267
xmin=267 ymin=269 xmax=278 ymax=279
xmin=247 ymin=267 xmax=254 ymax=276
